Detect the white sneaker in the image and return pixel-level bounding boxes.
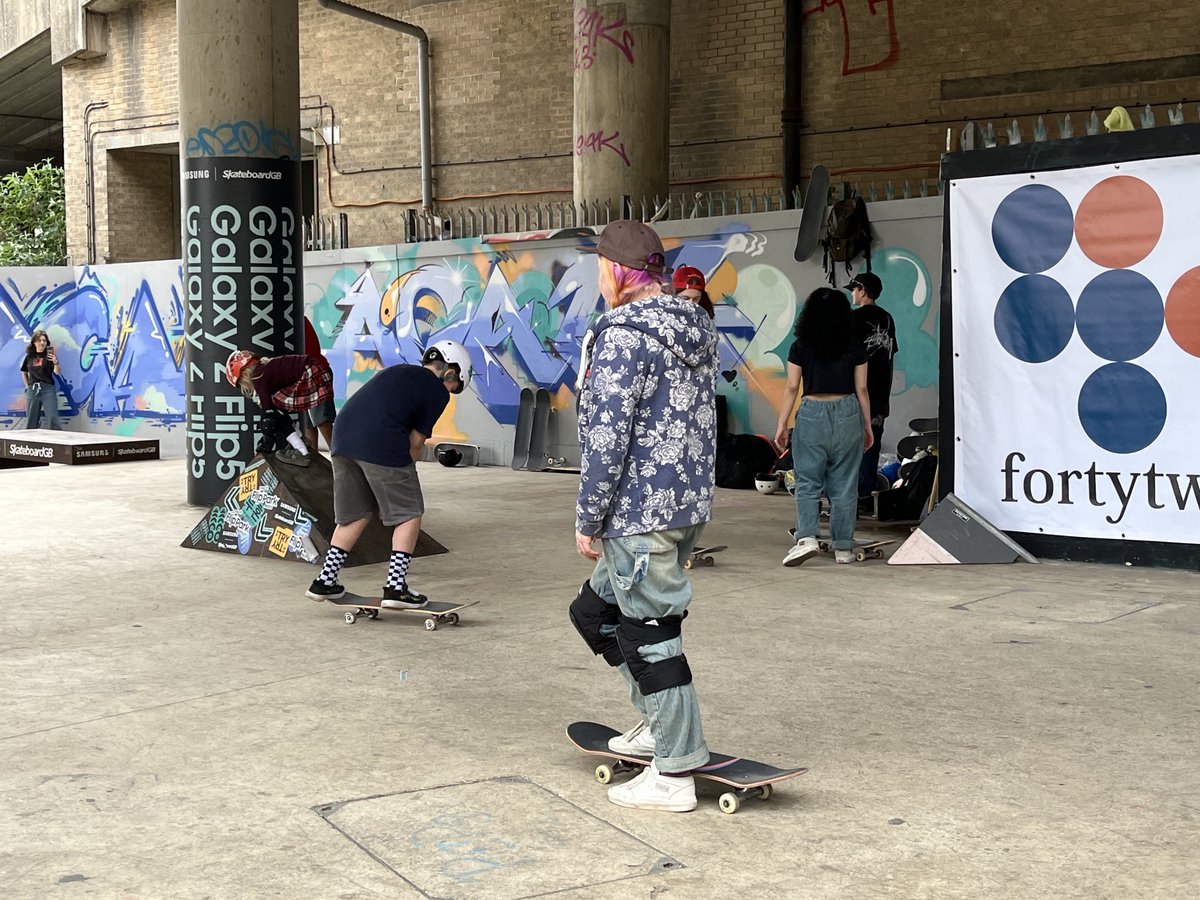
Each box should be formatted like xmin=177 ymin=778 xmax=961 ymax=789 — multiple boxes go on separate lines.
xmin=835 ymin=549 xmax=855 ymax=564
xmin=783 ymin=537 xmax=819 ymax=567
xmin=608 ymin=721 xmax=655 ymax=756
xmin=607 ymin=760 xmax=697 ymax=812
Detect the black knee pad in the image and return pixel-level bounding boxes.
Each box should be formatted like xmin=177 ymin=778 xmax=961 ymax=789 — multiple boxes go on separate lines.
xmin=616 ymin=614 xmax=693 ymax=695
xmin=568 ymin=581 xmax=623 ymax=667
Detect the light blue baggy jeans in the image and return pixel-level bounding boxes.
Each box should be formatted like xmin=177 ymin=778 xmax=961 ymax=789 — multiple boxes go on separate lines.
xmin=588 ymin=524 xmax=710 ymax=773
xmin=792 ymin=395 xmax=863 ymax=551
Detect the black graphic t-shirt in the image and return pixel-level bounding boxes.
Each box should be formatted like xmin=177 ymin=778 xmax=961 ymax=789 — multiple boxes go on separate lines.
xmin=852 ymin=305 xmax=898 ymax=418
xmin=21 ymin=350 xmax=56 ymax=385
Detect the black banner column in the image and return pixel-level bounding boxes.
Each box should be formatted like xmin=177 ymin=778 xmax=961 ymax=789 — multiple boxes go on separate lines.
xmin=179 ymin=0 xmax=303 ymax=506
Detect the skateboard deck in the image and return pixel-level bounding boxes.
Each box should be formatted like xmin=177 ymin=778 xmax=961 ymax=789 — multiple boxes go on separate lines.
xmin=512 ymin=387 xmax=535 ymax=470
xmin=526 ymin=388 xmax=552 ymax=470
xmin=566 ymin=721 xmax=808 ymax=814
xmin=816 ymin=538 xmax=897 ymax=561
xmin=897 ymin=432 xmax=938 ymax=460
xmin=685 ymin=544 xmax=727 ymax=569
xmin=326 ymin=593 xmax=480 ymax=630
xmin=907 ymin=416 xmax=939 ymax=434
xmin=793 ymin=164 xmax=830 ymax=262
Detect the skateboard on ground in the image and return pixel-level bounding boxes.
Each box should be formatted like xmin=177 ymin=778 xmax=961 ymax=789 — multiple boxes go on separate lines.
xmin=816 ymin=538 xmax=897 ymax=561
xmin=526 ymin=388 xmax=552 ymax=470
xmin=566 ymin=721 xmax=808 ymax=815
xmin=685 ymin=545 xmax=727 ymax=569
xmin=793 ymin=164 xmax=830 ymax=262
xmin=511 ymin=388 xmax=536 ymax=470
xmin=326 ymin=593 xmax=480 ymax=630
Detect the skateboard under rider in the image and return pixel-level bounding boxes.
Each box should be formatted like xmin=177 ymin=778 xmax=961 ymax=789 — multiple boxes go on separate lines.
xmin=816 ymin=538 xmax=897 ymax=561
xmin=684 ymin=545 xmax=727 ymax=569
xmin=325 ymin=593 xmax=480 ymax=630
xmin=566 ymin=721 xmax=808 ymax=815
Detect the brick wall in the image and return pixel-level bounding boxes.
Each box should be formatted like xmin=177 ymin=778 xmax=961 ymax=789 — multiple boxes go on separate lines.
xmin=106 ymin=150 xmax=177 ymax=263
xmin=54 ymin=0 xmax=1200 ymax=258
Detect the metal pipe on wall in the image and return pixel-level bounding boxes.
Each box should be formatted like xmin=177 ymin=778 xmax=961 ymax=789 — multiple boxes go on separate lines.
xmin=781 ymin=0 xmax=804 ymax=207
xmin=315 ymin=0 xmax=433 ymax=209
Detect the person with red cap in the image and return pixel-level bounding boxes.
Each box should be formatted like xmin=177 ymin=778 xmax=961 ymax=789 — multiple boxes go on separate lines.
xmin=672 ymin=265 xmax=715 ymax=318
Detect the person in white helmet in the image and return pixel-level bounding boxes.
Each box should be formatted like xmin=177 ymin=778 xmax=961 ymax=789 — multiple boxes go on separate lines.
xmin=305 ymin=341 xmax=470 ymax=608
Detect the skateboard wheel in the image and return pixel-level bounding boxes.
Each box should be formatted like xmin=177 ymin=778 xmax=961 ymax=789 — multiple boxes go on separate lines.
xmin=701 ymin=557 xmax=714 ymax=567
xmin=872 ymin=549 xmax=884 ymax=559
xmin=594 ymin=764 xmax=613 ymax=785
xmin=368 ymin=609 xmax=380 ymax=620
xmin=344 ymin=612 xmax=356 ymax=624
xmin=446 ymin=613 xmax=460 ymax=626
xmin=760 ymin=784 xmax=772 ymax=801
xmin=424 ymin=618 xmax=437 ymax=631
xmin=718 ymin=792 xmax=740 ymax=814
xmin=684 ymin=559 xmax=693 ymax=570
xmin=855 ymin=550 xmax=867 ymax=562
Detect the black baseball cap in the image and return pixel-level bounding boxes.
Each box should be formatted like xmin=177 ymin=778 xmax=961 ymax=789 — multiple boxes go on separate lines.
xmin=847 ymin=272 xmax=882 ymax=300
xmin=584 ymin=220 xmax=673 ymax=275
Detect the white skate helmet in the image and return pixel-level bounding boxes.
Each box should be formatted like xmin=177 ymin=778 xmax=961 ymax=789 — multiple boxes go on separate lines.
xmin=421 ymin=340 xmax=471 ymax=393
xmin=755 ymin=472 xmax=781 ymax=494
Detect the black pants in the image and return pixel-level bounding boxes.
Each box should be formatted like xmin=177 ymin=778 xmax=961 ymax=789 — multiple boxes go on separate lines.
xmin=858 ymin=419 xmax=885 ymax=498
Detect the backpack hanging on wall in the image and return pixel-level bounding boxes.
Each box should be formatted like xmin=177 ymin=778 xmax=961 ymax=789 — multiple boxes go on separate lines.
xmin=821 ymin=195 xmax=872 ymax=286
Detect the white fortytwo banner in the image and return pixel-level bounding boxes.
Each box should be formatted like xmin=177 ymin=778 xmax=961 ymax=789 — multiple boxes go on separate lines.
xmin=949 ymin=154 xmax=1200 ymax=544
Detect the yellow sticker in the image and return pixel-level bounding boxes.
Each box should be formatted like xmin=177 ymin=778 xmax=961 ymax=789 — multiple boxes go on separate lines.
xmin=238 ymin=469 xmax=259 ymax=501
xmin=268 ymin=526 xmax=294 ymax=557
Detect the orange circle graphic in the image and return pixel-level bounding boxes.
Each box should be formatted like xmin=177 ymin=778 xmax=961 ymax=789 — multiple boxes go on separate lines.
xmin=1165 ymin=267 xmax=1200 ymax=358
xmin=1074 ymin=176 xmax=1163 ymax=268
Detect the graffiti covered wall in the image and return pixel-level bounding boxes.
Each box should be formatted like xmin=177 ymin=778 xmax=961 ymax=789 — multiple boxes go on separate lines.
xmin=0 ymin=199 xmax=943 ymax=464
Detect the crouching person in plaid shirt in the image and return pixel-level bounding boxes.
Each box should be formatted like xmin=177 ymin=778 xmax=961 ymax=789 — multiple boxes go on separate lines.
xmin=225 ymin=350 xmax=335 ymax=468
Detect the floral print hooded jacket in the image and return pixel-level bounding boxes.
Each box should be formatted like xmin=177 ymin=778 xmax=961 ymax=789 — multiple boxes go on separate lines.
xmin=576 ymin=293 xmax=719 ymax=538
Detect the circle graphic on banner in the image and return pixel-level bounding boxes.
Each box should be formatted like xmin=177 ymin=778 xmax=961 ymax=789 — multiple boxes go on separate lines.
xmin=994 ymin=274 xmax=1075 ymax=362
xmin=1165 ymin=266 xmax=1200 ymax=358
xmin=991 ymin=184 xmax=1074 ymax=273
xmin=1077 ymin=362 xmax=1167 ymax=454
xmin=1075 ymin=176 xmax=1163 ymax=269
xmin=1076 ymin=269 xmax=1163 ymax=361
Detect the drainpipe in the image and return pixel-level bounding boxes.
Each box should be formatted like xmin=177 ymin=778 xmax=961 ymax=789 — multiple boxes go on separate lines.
xmin=781 ymin=1 xmax=803 ymax=207
xmin=316 ymin=0 xmax=433 ymax=209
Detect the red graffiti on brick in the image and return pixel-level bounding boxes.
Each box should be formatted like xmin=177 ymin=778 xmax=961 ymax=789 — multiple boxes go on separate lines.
xmin=803 ymin=0 xmax=899 ymax=75
xmin=574 ymin=8 xmax=636 ymax=71
xmin=574 ymin=130 xmax=631 ymax=167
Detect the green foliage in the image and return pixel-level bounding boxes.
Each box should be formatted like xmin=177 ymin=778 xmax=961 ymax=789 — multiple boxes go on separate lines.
xmin=0 ymin=160 xmax=67 ymax=267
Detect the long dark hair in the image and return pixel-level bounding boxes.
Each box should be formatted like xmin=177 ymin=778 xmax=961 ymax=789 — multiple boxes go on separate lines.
xmin=25 ymin=330 xmax=51 ymax=355
xmin=793 ymin=288 xmax=853 ymax=359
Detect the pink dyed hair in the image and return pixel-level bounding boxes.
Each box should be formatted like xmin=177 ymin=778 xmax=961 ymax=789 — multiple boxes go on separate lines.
xmin=604 ymin=258 xmax=664 ymax=307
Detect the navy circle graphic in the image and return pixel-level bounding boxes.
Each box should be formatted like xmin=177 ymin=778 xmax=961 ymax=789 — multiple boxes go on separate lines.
xmin=994 ymin=274 xmax=1075 ymax=363
xmin=1077 ymin=363 xmax=1167 ymax=453
xmin=991 ymin=184 xmax=1075 ymax=273
xmin=1076 ymin=269 xmax=1163 ymax=361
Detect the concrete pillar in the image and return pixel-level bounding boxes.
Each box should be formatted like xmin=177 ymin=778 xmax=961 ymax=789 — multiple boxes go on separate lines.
xmin=178 ymin=0 xmax=303 ymax=506
xmin=573 ymin=0 xmax=670 ymax=218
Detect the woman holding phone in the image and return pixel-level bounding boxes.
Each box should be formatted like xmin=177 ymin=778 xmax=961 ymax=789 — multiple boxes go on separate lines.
xmin=20 ymin=329 xmax=63 ymax=430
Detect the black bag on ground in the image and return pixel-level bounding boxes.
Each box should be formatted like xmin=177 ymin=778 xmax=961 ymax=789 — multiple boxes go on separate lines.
xmin=716 ymin=434 xmax=779 ymax=489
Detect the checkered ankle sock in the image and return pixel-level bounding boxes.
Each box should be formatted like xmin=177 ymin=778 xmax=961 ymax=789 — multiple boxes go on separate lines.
xmin=385 ymin=550 xmax=412 ymax=590
xmin=317 ymin=545 xmax=350 ymax=585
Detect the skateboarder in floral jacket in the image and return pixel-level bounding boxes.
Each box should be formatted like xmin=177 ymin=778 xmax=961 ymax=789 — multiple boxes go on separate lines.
xmin=569 ymin=220 xmax=719 ymax=812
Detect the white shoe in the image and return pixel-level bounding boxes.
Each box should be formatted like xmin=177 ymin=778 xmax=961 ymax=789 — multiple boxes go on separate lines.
xmin=607 ymin=760 xmax=697 ymax=812
xmin=835 ymin=549 xmax=854 ymax=564
xmin=783 ymin=537 xmax=819 ymax=567
xmin=608 ymin=721 xmax=655 ymax=756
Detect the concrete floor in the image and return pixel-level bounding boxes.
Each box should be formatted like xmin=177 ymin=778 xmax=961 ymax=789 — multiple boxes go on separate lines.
xmin=2 ymin=459 xmax=1198 ymax=899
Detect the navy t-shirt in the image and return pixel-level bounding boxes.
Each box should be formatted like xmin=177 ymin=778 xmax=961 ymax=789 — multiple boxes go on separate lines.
xmin=787 ymin=339 xmax=868 ymax=395
xmin=332 ymin=365 xmax=449 ymax=467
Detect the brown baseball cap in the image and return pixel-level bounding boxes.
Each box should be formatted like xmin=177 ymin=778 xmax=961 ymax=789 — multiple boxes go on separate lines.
xmin=585 ymin=220 xmax=673 ymax=275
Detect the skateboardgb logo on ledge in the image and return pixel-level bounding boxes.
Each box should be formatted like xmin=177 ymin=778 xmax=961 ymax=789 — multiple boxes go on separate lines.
xmin=950 ymin=155 xmax=1200 ymax=544
xmin=182 ymin=456 xmax=320 ymax=563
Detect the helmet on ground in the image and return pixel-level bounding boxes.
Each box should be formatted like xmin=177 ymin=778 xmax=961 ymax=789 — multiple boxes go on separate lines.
xmin=225 ymin=350 xmax=257 ymax=386
xmin=755 ymin=472 xmax=781 ymax=494
xmin=437 ymin=447 xmax=464 ymax=467
xmin=421 ymin=340 xmax=471 ymax=393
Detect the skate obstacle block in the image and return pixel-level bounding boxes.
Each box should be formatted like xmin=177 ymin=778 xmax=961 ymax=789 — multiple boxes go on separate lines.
xmin=181 ymin=452 xmax=447 ymax=566
xmin=0 ymin=428 xmax=159 ymax=467
xmin=888 ymin=493 xmax=1038 ymax=566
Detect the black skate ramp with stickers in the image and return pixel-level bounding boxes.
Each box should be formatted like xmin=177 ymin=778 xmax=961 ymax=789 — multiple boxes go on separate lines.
xmin=0 ymin=428 xmax=159 ymax=467
xmin=180 ymin=451 xmax=447 ymax=566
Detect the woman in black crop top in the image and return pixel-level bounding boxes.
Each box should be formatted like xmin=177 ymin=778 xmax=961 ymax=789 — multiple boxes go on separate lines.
xmin=773 ymin=288 xmax=874 ymax=566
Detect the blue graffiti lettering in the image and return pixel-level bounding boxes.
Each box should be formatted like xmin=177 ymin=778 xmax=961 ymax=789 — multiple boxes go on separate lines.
xmin=185 ymin=120 xmax=298 ymax=160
